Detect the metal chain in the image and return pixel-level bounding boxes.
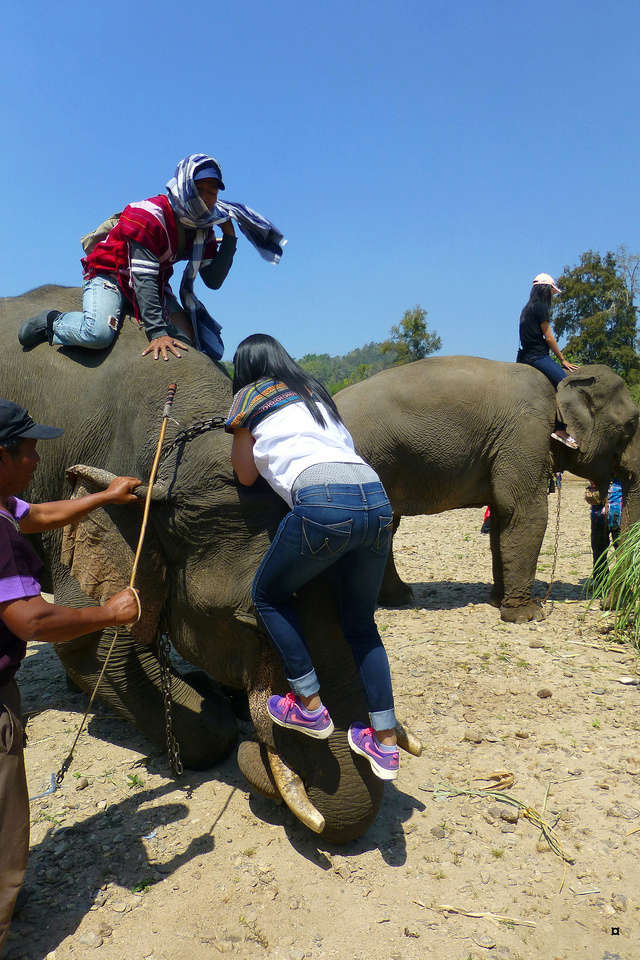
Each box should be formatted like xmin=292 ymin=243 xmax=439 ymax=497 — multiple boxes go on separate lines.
xmin=157 ymin=620 xmax=184 ymax=777
xmin=543 ymin=479 xmax=563 ymax=603
xmin=159 ymin=416 xmax=227 ymax=465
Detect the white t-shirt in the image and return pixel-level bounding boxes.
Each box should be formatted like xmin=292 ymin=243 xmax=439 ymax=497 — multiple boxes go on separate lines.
xmin=251 ymin=401 xmax=366 ymax=507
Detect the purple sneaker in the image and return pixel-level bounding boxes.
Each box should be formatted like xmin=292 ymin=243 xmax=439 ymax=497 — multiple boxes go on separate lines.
xmin=348 ymin=723 xmax=399 ymax=780
xmin=267 ymin=693 xmax=334 ymax=739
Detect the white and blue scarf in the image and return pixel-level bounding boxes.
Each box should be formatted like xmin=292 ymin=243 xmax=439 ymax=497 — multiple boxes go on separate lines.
xmin=166 ymin=154 xmax=286 ymax=362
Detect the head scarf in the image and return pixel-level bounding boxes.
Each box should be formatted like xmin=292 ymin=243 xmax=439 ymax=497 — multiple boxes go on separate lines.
xmin=166 ymin=154 xmax=229 ymax=361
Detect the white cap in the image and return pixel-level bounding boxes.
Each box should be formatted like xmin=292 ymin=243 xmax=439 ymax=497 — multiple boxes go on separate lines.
xmin=533 ymin=273 xmax=562 ymax=294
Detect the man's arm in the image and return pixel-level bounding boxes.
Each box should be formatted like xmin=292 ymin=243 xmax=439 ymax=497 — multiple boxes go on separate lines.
xmin=200 ymin=230 xmax=237 ymax=290
xmin=20 ymin=476 xmax=141 ymax=534
xmin=130 ymin=243 xmax=189 ymax=360
xmin=231 ymin=428 xmax=259 ymax=485
xmin=0 ymin=589 xmax=139 ymax=644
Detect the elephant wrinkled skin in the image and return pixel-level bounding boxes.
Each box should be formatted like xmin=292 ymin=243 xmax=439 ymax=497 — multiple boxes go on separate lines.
xmin=336 ymin=356 xmax=640 ymax=622
xmin=0 ymin=285 xmax=387 ymax=843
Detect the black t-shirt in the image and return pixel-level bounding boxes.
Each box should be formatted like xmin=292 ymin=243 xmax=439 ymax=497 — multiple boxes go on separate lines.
xmin=518 ymin=299 xmax=549 ymax=360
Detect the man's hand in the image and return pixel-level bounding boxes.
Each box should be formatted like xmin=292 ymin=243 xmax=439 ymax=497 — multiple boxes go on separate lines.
xmin=142 ymin=335 xmax=189 ymax=361
xmin=103 ymin=587 xmax=141 ymax=626
xmin=220 ymin=219 xmax=235 ymax=237
xmin=104 ymin=477 xmax=142 ymax=504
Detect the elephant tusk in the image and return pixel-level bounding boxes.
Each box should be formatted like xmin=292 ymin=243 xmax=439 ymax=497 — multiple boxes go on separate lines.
xmin=266 ymin=746 xmax=325 ymax=835
xmin=66 ymin=464 xmax=167 ymax=501
xmin=396 ymin=721 xmax=423 ymax=757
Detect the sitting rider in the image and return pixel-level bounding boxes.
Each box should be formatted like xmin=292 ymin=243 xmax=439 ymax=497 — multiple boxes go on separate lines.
xmin=19 ymin=154 xmax=284 ymax=363
xmin=515 ymin=273 xmax=580 ymax=449
xmin=0 ymin=398 xmax=141 ymax=952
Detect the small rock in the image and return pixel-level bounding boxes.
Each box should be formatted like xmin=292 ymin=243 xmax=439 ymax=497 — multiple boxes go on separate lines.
xmin=488 ymin=805 xmax=503 ymax=820
xmin=611 ymin=893 xmax=627 ymax=913
xmin=462 ymin=731 xmax=483 ymax=743
xmin=536 ymin=840 xmax=551 ymax=853
xmin=528 ymin=639 xmax=545 ymax=649
xmin=403 ymin=927 xmax=420 ymax=938
xmin=592 ymin=688 xmax=606 ymax=695
xmin=500 ymin=823 xmax=516 ymax=833
xmin=500 ymin=808 xmax=519 ymax=824
xmin=98 ymin=923 xmax=113 ymax=937
xmin=111 ymin=902 xmax=128 ymax=913
xmin=596 ymin=782 xmax=610 ymax=790
xmin=430 ymin=826 xmax=446 ymax=839
xmin=568 ymin=768 xmax=583 ymax=776
xmin=75 ymin=777 xmax=89 ymax=791
xmin=607 ymin=803 xmax=639 ymax=820
xmin=77 ymin=932 xmax=103 ymax=948
xmin=515 ymin=730 xmax=530 ymax=739
xmin=537 ymin=688 xmax=552 ymax=699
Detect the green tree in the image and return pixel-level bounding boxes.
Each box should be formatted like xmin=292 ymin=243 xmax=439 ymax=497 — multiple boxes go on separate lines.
xmin=382 ymin=305 xmax=441 ymax=364
xmin=552 ymin=250 xmax=639 ymax=380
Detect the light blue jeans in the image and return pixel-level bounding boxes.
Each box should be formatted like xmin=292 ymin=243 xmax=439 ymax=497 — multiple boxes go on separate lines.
xmin=52 ymin=274 xmax=124 ymax=349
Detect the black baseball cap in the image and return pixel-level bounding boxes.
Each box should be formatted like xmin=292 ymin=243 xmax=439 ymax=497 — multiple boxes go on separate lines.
xmin=0 ymin=399 xmax=64 ymax=444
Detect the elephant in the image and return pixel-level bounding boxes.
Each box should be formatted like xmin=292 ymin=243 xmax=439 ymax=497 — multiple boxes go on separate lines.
xmin=0 ymin=285 xmax=420 ymax=843
xmin=335 ymin=356 xmax=640 ymax=623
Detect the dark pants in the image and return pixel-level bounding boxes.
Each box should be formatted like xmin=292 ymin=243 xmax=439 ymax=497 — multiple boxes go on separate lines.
xmin=517 ymin=353 xmax=567 ymax=388
xmin=0 ymin=679 xmax=29 ymax=954
xmin=591 ymin=516 xmax=620 ymax=572
xmin=252 ymin=482 xmax=396 ymax=731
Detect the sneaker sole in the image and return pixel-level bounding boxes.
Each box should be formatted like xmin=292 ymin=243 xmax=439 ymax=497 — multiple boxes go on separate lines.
xmin=348 ymin=729 xmax=398 ymax=781
xmin=269 ymin=711 xmax=335 ymax=740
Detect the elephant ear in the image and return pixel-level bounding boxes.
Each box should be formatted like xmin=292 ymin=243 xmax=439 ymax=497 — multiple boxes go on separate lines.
xmin=555 ymin=374 xmax=597 ymax=451
xmin=61 ymin=469 xmax=167 ymax=646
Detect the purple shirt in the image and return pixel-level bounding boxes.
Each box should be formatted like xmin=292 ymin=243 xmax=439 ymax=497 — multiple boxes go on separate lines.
xmin=0 ymin=497 xmax=42 ymax=684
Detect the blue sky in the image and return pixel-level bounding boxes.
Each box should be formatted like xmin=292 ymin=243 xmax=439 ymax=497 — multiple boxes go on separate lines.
xmin=2 ymin=0 xmax=638 ymax=362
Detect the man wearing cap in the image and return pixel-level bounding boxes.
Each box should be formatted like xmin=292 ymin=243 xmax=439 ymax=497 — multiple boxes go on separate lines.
xmin=516 ymin=273 xmax=580 ymax=449
xmin=18 ymin=154 xmax=238 ymax=362
xmin=0 ymin=399 xmax=141 ymax=953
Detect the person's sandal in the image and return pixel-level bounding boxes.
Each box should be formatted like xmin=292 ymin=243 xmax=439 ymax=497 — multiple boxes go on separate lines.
xmin=551 ymin=430 xmax=579 ymax=450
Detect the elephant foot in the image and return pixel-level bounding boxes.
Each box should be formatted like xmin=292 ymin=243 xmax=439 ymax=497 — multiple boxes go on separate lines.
xmin=378 ymin=582 xmax=414 ymax=607
xmin=488 ymin=588 xmax=504 ymax=609
xmin=500 ymin=599 xmax=546 ymax=624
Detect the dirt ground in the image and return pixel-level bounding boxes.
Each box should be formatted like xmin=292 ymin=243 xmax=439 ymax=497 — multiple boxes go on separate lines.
xmin=5 ymin=476 xmax=639 ymax=960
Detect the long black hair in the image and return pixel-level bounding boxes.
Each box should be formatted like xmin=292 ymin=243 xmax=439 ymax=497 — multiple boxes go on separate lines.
xmin=526 ymin=283 xmax=552 ymax=311
xmin=232 ymin=333 xmax=343 ymax=428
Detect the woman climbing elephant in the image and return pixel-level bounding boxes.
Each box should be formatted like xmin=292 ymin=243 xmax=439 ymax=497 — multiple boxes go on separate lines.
xmin=516 ymin=272 xmax=580 ymax=448
xmin=225 ymin=334 xmax=399 ymax=781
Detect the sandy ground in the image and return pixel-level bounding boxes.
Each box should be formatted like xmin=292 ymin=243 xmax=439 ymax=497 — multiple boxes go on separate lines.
xmin=5 ymin=476 xmax=639 ymax=960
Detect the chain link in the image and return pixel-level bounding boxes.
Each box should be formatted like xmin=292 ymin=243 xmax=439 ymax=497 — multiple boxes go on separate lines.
xmin=157 ymin=618 xmax=184 ymax=777
xmin=159 ymin=416 xmax=227 ymax=466
xmin=543 ymin=479 xmax=562 ymax=603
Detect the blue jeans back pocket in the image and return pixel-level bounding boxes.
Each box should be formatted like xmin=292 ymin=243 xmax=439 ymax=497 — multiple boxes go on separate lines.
xmin=301 ymin=517 xmax=353 ymax=557
xmin=373 ymin=515 xmax=394 ymax=555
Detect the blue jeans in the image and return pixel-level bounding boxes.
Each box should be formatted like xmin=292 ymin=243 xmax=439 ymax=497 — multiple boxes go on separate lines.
xmin=518 ymin=353 xmax=567 ymax=388
xmin=52 ymin=274 xmax=124 ymax=349
xmin=252 ymin=482 xmax=396 ymax=731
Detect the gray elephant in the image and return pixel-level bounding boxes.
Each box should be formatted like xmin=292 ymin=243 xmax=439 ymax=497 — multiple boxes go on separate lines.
xmin=335 ymin=356 xmax=640 ymax=623
xmin=0 ymin=285 xmax=419 ymax=843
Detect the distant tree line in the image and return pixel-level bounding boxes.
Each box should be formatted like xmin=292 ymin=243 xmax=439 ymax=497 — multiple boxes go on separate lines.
xmin=299 ymin=305 xmax=442 ymax=393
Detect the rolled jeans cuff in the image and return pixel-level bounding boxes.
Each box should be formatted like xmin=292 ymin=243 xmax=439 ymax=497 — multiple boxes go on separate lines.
xmin=369 ymin=708 xmax=397 ymax=732
xmin=288 ymin=668 xmax=320 ymax=698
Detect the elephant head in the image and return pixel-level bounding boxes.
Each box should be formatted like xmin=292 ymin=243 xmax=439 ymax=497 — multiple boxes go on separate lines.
xmin=555 ymin=365 xmax=640 ymax=527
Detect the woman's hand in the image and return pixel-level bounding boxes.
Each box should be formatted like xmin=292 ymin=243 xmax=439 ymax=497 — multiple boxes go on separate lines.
xmin=142 ymin=335 xmax=189 ymax=360
xmin=561 ymin=359 xmax=580 ymax=372
xmin=104 ymin=477 xmax=142 ymax=504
